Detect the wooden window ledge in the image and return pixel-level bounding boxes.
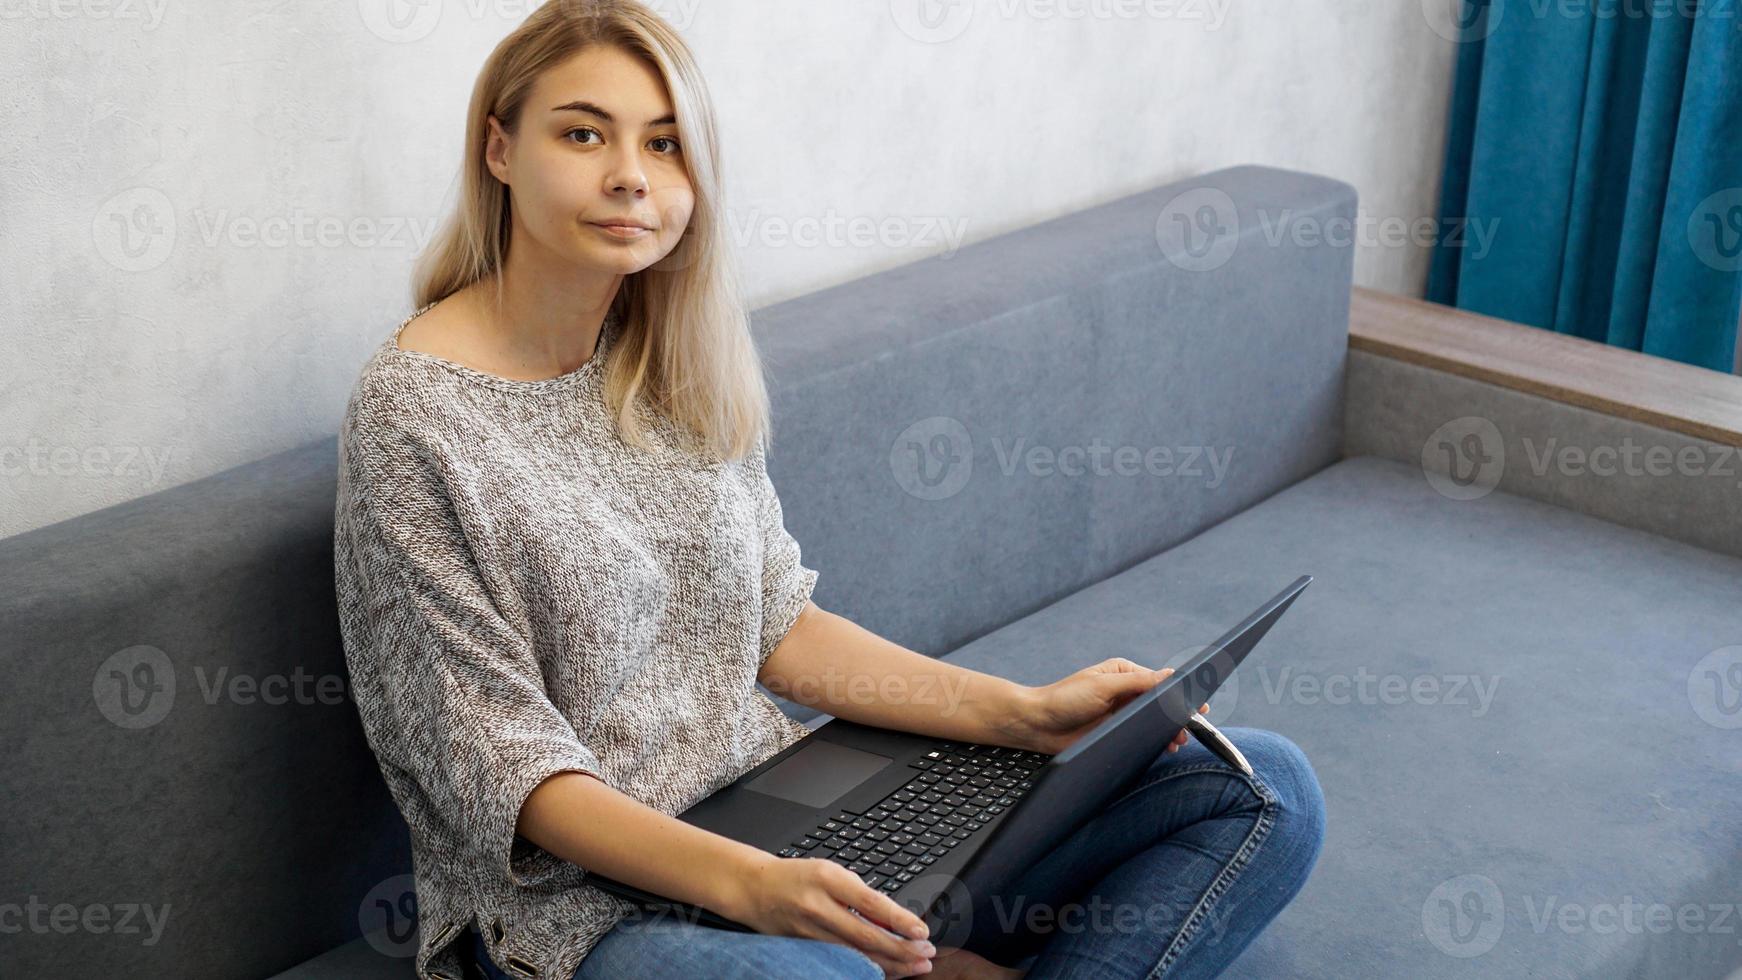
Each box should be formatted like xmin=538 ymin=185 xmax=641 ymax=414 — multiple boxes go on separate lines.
xmin=1348 ymin=287 xmax=1742 ymax=449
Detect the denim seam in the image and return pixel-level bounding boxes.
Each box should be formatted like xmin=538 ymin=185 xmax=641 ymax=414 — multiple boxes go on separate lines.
xmin=1103 ymin=761 xmax=1257 ymax=815
xmin=1131 ymin=763 xmax=1279 ymax=979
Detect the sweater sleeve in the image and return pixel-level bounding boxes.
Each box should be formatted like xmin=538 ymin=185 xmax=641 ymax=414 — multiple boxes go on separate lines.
xmin=752 ymin=432 xmax=821 ymax=666
xmin=334 ymin=405 xmax=605 ymax=889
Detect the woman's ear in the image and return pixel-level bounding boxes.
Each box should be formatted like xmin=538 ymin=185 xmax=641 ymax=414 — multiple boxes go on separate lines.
xmin=483 ymin=114 xmax=511 ymax=185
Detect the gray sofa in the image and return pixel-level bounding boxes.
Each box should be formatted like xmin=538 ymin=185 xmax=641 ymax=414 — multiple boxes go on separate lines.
xmin=5 ymin=164 xmax=1738 ymax=980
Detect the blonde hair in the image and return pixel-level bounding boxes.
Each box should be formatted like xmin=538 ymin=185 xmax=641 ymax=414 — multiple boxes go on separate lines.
xmin=412 ymin=0 xmax=770 ymax=462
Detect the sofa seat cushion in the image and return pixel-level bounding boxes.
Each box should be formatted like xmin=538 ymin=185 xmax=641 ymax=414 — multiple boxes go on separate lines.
xmin=931 ymin=455 xmax=1742 ymax=978
xmin=280 ymin=456 xmax=1740 ymax=978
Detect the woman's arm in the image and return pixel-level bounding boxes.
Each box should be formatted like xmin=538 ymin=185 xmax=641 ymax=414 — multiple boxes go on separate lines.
xmin=744 ymin=435 xmax=1035 ymax=749
xmin=758 ymin=600 xmax=1040 ymax=748
xmin=516 ymin=770 xmax=766 ymax=913
xmin=760 ymin=605 xmax=1206 ymax=758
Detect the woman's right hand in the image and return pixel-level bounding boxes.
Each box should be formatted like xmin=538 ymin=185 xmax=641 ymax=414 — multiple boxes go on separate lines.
xmin=721 ymin=854 xmax=938 ymax=977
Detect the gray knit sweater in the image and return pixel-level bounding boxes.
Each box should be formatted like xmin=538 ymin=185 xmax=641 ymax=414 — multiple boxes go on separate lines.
xmin=332 ymin=303 xmax=819 ymax=980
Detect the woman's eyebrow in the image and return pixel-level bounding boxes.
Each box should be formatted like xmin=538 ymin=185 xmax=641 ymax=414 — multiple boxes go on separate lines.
xmin=550 ymin=100 xmax=675 ymax=127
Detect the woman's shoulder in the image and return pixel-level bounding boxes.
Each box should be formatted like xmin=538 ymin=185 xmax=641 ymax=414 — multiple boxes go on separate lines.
xmin=345 ymin=346 xmax=429 ymax=434
xmin=338 ymin=359 xmax=461 ymax=493
xmin=390 ymin=296 xmax=472 ymax=364
xmin=346 ymin=302 xmax=478 ymax=423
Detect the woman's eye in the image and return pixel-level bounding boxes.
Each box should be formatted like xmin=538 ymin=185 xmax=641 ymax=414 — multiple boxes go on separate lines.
xmin=564 ymin=129 xmax=678 ymax=155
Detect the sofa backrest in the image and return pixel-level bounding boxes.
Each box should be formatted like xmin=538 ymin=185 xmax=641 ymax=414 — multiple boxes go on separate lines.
xmin=0 ymin=437 xmax=407 ymax=977
xmin=759 ymin=164 xmax=1355 ymax=668
xmin=0 ymin=164 xmax=1355 ymax=977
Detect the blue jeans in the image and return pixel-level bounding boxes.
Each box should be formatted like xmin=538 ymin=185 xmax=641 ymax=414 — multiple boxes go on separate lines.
xmin=468 ymin=727 xmax=1325 ymax=979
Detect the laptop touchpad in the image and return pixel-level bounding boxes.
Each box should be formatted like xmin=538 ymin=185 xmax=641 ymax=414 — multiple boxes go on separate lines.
xmin=744 ymin=740 xmax=892 ymax=809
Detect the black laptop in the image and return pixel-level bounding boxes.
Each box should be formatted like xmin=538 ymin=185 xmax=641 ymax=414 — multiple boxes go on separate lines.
xmin=587 ymin=575 xmax=1312 ymax=937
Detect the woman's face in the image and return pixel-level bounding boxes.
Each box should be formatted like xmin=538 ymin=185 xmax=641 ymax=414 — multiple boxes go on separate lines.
xmin=486 ymin=46 xmax=695 ymax=276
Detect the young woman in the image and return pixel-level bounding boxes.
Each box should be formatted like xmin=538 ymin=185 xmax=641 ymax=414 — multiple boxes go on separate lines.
xmin=332 ymin=3 xmax=1326 ymax=979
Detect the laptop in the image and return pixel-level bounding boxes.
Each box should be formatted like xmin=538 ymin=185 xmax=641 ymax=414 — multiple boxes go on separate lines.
xmin=587 ymin=575 xmax=1312 ymax=938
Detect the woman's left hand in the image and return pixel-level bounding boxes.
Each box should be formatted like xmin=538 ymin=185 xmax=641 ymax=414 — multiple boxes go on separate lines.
xmin=1002 ymin=657 xmax=1210 ymax=756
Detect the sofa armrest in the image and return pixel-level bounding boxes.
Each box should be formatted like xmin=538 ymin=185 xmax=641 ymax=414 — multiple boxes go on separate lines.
xmin=1344 ymin=287 xmax=1742 ymax=559
xmin=1349 ymin=287 xmax=1742 ymax=447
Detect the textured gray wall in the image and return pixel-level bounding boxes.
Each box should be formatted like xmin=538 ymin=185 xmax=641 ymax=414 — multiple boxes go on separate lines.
xmin=0 ymin=0 xmax=1465 ymax=537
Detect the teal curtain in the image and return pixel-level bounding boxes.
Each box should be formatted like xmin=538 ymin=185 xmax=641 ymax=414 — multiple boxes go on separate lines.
xmin=1428 ymin=0 xmax=1742 ymax=373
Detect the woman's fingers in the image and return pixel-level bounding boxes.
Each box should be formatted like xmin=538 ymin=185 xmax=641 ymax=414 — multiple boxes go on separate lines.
xmin=805 ymin=915 xmax=924 ymax=978
xmin=819 ymin=870 xmax=934 ymax=967
xmin=826 ymin=905 xmax=933 ymax=976
xmin=849 ymin=874 xmax=930 ymax=940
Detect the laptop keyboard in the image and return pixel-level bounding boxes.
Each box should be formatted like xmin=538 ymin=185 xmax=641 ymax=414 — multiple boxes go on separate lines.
xmin=775 ymin=741 xmax=1052 ymax=894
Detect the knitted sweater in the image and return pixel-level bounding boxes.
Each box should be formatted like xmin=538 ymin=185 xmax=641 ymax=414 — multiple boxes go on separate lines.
xmin=332 ymin=303 xmax=819 ymax=980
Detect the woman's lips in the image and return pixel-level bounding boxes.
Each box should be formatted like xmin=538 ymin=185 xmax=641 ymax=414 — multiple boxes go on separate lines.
xmin=590 ymin=222 xmax=652 ymax=240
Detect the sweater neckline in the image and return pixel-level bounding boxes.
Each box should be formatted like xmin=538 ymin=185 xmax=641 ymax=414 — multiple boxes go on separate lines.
xmin=387 ymin=300 xmax=620 ymax=395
